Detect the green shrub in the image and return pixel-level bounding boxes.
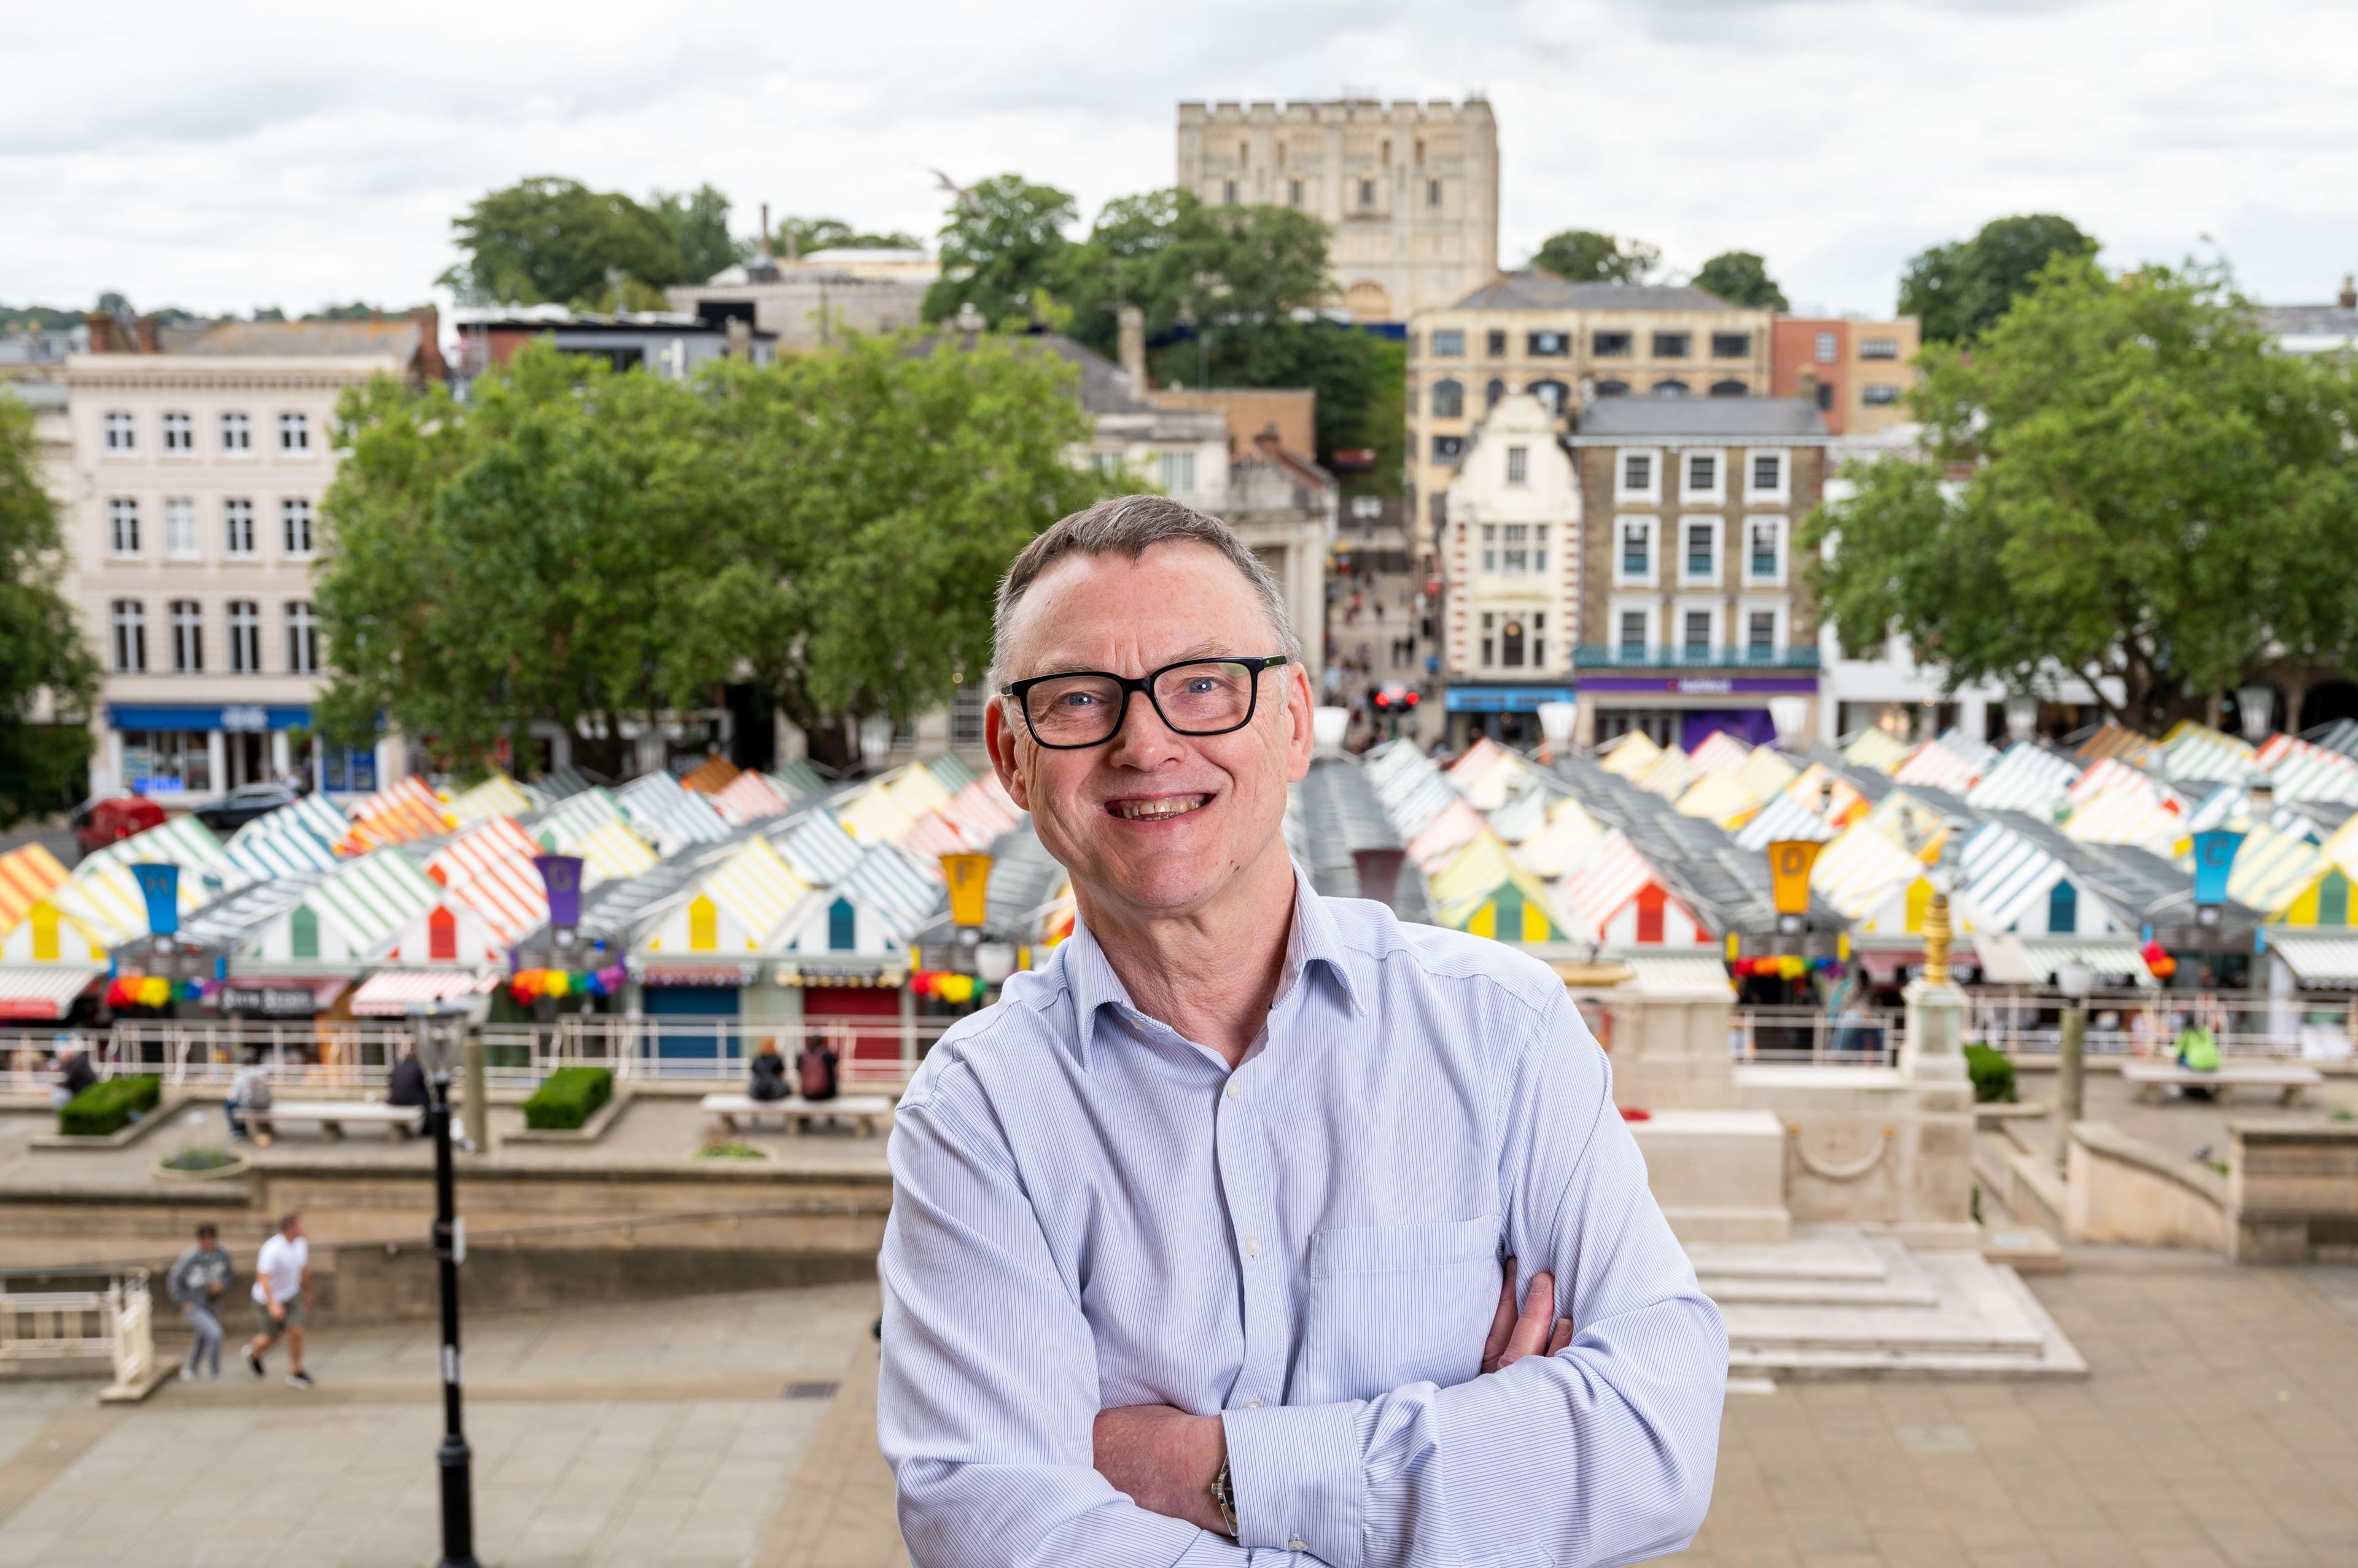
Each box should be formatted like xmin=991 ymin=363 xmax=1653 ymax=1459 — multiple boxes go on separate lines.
xmin=161 ymin=1146 xmax=238 ymax=1171
xmin=58 ymin=1074 xmax=162 ymax=1137
xmin=696 ymin=1141 xmax=768 ymax=1160
xmin=521 ymin=1066 xmax=612 ymax=1131
xmin=1963 ymin=1043 xmax=2017 ymax=1104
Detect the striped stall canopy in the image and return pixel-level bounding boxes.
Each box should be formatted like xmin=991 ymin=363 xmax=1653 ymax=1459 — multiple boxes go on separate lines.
xmin=1513 ymin=798 xmax=1607 ymax=879
xmin=2269 ymin=934 xmax=2358 ymax=988
xmin=82 ymin=814 xmax=232 ymax=882
xmin=709 ymin=770 xmax=793 ymax=826
xmin=1891 ymin=739 xmax=1983 ymax=795
xmin=2074 ymin=723 xmax=2162 ymax=770
xmin=1956 ymin=821 xmax=2071 ymax=932
xmin=428 ymin=815 xmax=543 ymax=887
xmin=924 ymin=752 xmax=977 ymax=793
xmin=1449 ymin=739 xmax=1541 ymax=812
xmin=1428 ymin=836 xmax=1563 ymax=943
xmin=769 ymin=759 xmax=830 ymax=800
xmin=897 ymin=813 xmax=972 ymax=876
xmin=225 ymin=823 xmax=341 ymax=882
xmin=2253 ymin=734 xmax=2358 ymax=806
xmin=679 ymin=754 xmax=742 ymax=795
xmin=311 ymin=848 xmax=445 ymax=956
xmin=1840 ymin=728 xmax=1913 ymax=774
xmin=615 ymin=772 xmax=731 ymax=853
xmin=229 ymin=791 xmax=351 ymax=852
xmin=2309 ymin=719 xmax=2358 ymax=763
xmin=884 ymin=765 xmax=957 ymax=822
xmin=2060 ymin=780 xmax=2185 ymax=855
xmin=569 ymin=816 xmax=661 ymax=887
xmin=521 ymin=766 xmax=599 ymax=808
xmin=0 ymin=844 xmax=69 ymax=936
xmin=2154 ymin=721 xmax=2257 ymax=784
xmin=1482 ymin=778 xmax=1552 ymax=845
xmin=840 ymin=842 xmax=946 ymax=929
xmin=1554 ymin=831 xmax=1700 ymax=947
xmin=445 ymin=772 xmax=534 ymax=830
xmin=338 ymin=777 xmax=452 ymax=852
xmin=696 ymin=836 xmax=812 ymax=945
xmin=1673 ymin=771 xmax=1763 ymax=830
xmin=1632 ymin=746 xmax=1697 ymax=801
xmin=939 ymin=778 xmax=1022 ymax=846
xmin=1405 ymin=798 xmax=1489 ymax=874
xmin=1730 ymin=791 xmax=1838 ymax=853
xmin=0 ymin=964 xmax=103 ymax=1020
xmin=1964 ymin=745 xmax=2083 ymax=816
xmin=771 ymin=814 xmax=865 ymax=887
xmin=1595 ymin=731 xmax=1663 ymax=778
xmin=1685 ymin=731 xmax=1753 ymax=778
xmin=1809 ymin=822 xmax=1927 ymax=922
xmin=1732 ymin=745 xmax=1799 ymax=805
xmin=2219 ymin=823 xmax=2324 ymax=918
xmin=349 ymin=968 xmax=498 ymax=1017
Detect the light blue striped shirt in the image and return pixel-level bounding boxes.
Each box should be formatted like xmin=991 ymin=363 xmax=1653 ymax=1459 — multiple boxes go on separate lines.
xmin=879 ymin=871 xmax=1726 ymax=1567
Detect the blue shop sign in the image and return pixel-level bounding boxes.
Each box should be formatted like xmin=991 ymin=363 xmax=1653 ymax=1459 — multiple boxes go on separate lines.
xmin=1442 ymin=686 xmax=1576 ymax=714
xmin=109 ymin=703 xmax=316 ymax=733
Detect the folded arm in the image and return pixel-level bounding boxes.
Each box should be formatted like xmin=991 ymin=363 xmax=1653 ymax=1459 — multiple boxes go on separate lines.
xmin=1220 ymin=996 xmax=1727 ymax=1568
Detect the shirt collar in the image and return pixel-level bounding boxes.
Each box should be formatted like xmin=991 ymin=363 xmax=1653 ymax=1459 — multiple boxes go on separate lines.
xmin=1062 ymin=863 xmax=1366 ymax=1070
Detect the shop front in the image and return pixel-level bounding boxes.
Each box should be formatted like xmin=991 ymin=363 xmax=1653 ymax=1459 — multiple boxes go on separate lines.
xmin=634 ymin=961 xmax=758 ymax=1060
xmin=1443 ymin=683 xmax=1578 ymax=751
xmin=101 ymin=703 xmax=381 ymax=802
xmin=1577 ymin=673 xmax=1821 ymax=751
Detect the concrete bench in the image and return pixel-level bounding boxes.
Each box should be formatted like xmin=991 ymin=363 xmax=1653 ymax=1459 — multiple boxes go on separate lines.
xmin=2122 ymin=1061 xmax=2324 ymax=1106
xmin=246 ymin=1100 xmax=426 ymax=1141
xmin=699 ymin=1093 xmax=891 ymax=1137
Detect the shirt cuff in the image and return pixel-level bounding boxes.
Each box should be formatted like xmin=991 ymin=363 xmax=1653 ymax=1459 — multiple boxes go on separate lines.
xmin=1221 ymin=1400 xmax=1366 ymax=1568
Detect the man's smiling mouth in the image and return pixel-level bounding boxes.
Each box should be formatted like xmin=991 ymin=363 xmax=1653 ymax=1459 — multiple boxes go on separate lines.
xmin=1107 ymin=795 xmax=1210 ymax=820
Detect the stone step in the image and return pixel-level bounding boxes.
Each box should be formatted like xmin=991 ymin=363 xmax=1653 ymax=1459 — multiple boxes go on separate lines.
xmin=1700 ymin=1243 xmax=1940 ymax=1307
xmin=1685 ymin=1222 xmax=1890 ymax=1284
xmin=1718 ymin=1251 xmax=2087 ymax=1380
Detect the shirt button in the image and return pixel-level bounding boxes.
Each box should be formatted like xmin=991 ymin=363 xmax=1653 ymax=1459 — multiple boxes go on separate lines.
xmin=1245 ymin=1235 xmax=1261 ymax=1257
xmin=1244 ymin=1397 xmax=1262 ymax=1408
xmin=1224 ymin=1079 xmax=1239 ymax=1101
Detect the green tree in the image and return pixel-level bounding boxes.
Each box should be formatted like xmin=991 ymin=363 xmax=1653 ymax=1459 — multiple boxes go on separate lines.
xmin=0 ymin=397 xmax=98 ymax=824
xmin=1805 ymin=257 xmax=2358 ymax=730
xmin=316 ymin=336 xmax=1115 ymax=771
xmin=1692 ymin=251 xmax=1789 ymax=309
xmin=1532 ymin=230 xmax=1660 ymax=285
xmin=1148 ymin=320 xmax=1404 ymax=493
xmin=1063 ymin=188 xmax=1329 ymax=352
xmin=440 ymin=177 xmax=687 ymax=306
xmin=1899 ymin=213 xmax=2098 ymax=344
xmin=920 ymin=175 xmax=1079 ymax=328
xmin=773 ymin=217 xmax=924 ymax=255
xmin=650 ymin=184 xmax=743 ymax=285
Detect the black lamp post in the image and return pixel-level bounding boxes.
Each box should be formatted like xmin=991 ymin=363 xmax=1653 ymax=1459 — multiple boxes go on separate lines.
xmin=411 ymin=1002 xmax=478 ymax=1568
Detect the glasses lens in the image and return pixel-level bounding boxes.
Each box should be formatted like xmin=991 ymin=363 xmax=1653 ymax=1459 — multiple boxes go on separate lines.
xmin=1153 ymin=661 xmax=1258 ymax=734
xmin=1024 ymin=674 xmax=1126 ymax=745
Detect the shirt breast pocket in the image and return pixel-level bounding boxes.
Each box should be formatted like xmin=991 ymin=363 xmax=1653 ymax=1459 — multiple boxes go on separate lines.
xmin=1298 ymin=1213 xmax=1502 ymax=1405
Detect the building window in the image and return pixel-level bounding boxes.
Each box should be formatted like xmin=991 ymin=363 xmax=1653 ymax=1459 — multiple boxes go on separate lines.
xmin=1652 ymin=332 xmax=1691 ymax=358
xmin=1592 ymin=331 xmax=1632 ymax=357
xmin=1859 ymin=338 xmax=1901 ymax=360
xmin=2047 ymin=880 xmax=2077 ymax=934
xmin=1479 ymin=611 xmax=1494 ymax=667
xmin=1481 ymin=522 xmax=1496 ymax=573
xmin=1502 ymin=524 xmax=1528 ymax=573
xmin=111 ymin=600 xmax=146 ymax=672
xmin=1430 ymin=329 xmax=1465 ymax=358
xmin=1501 ymin=619 xmax=1526 ymax=668
xmin=1750 ymin=452 xmax=1784 ymax=495
xmin=1158 ymin=451 xmax=1196 ymax=494
xmin=1619 ymin=519 xmax=1652 ymax=580
xmin=1426 ymin=177 xmax=1442 ymax=208
xmin=1711 ymin=332 xmax=1751 ymax=357
xmin=1506 ymin=446 xmax=1528 ymax=486
xmin=169 ymin=600 xmax=203 ymax=673
xmin=950 ymin=683 xmax=989 ymax=747
xmin=286 ymin=601 xmax=319 ymax=675
xmin=1815 ymin=332 xmax=1838 ymax=365
xmin=1708 ymin=379 xmax=1750 ymax=397
xmin=1533 ymin=612 xmax=1546 ymax=668
xmin=1748 ymin=519 xmax=1781 ymax=580
xmin=1862 ymin=384 xmax=1902 ymax=406
xmin=161 ymin=411 xmax=193 ymax=452
xmin=1816 ymin=382 xmax=1835 ymax=411
xmin=1530 ymin=379 xmax=1570 ymax=416
xmin=278 ymin=411 xmax=309 ymax=451
xmin=1288 ymin=179 xmax=1303 ymax=207
xmin=122 ymin=729 xmax=211 ymax=794
xmin=1485 ymin=378 xmax=1505 ymax=409
xmin=1358 ymin=178 xmax=1375 ymax=208
xmin=1748 ymin=610 xmax=1775 ymax=656
xmin=165 ymin=497 xmax=198 ymax=560
xmin=1223 ymin=180 xmax=1238 ymax=204
xmin=281 ymin=497 xmax=316 ymax=556
xmin=1651 ymin=380 xmax=1690 ymax=398
xmin=1687 ymin=453 xmax=1718 ymax=494
xmin=1619 ymin=610 xmax=1647 ymax=654
xmin=227 ymin=600 xmax=261 ymax=673
xmin=1622 ymin=453 xmax=1653 ymax=494
xmin=1685 ymin=521 xmax=1716 ymax=581
xmin=220 ymin=411 xmax=251 ymax=451
xmin=1527 ymin=331 xmax=1569 ymax=357
xmin=103 ymin=411 xmax=134 ymax=451
xmin=223 ymin=499 xmax=255 ymax=557
xmin=108 ymin=497 xmax=140 ymax=555
xmin=1684 ymin=610 xmax=1711 ymax=656
xmin=829 ymin=896 xmax=857 ymax=950
xmin=1485 ymin=330 xmax=1507 ymax=357
xmin=1428 ymin=491 xmax=1449 ymax=529
xmin=1431 ymin=434 xmax=1465 ymax=462
xmin=1431 ymin=379 xmax=1463 ymax=418
xmin=1593 ymin=379 xmax=1630 ymax=397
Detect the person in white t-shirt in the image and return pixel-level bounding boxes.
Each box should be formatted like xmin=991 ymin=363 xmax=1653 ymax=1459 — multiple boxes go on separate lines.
xmin=243 ymin=1211 xmax=314 ymax=1389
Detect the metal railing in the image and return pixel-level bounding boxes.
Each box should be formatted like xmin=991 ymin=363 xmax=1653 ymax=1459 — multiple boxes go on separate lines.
xmin=1966 ymin=992 xmax=2354 ymax=1060
xmin=1732 ymin=1008 xmax=1899 ymax=1068
xmin=1574 ymin=644 xmax=1822 ymax=670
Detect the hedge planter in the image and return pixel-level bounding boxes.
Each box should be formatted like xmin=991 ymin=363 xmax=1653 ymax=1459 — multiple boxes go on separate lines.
xmin=154 ymin=1146 xmax=253 ymax=1182
xmin=58 ymin=1074 xmax=163 ymax=1138
xmin=521 ymin=1067 xmax=613 ymax=1131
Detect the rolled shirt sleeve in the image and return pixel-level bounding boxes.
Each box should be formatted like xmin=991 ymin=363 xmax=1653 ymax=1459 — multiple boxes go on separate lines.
xmin=1220 ymin=992 xmax=1727 ymax=1568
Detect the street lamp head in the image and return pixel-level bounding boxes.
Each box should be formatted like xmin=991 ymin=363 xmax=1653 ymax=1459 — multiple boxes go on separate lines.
xmin=2055 ymin=960 xmax=2095 ymax=1001
xmin=2235 ymin=683 xmax=2274 ymax=745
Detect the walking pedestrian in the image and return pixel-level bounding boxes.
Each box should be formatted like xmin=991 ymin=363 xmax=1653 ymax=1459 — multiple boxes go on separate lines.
xmin=243 ymin=1211 xmax=314 ymax=1389
xmin=166 ymin=1222 xmax=233 ymax=1380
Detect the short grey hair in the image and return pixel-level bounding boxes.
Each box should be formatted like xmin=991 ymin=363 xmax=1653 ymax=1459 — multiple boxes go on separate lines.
xmin=988 ymin=494 xmax=1303 ymax=689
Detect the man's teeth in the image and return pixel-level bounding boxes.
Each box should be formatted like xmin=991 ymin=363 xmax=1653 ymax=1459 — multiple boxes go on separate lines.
xmin=1111 ymin=796 xmax=1205 ymax=820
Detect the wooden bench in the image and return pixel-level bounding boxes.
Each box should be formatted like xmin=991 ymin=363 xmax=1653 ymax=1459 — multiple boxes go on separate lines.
xmin=2122 ymin=1061 xmax=2324 ymax=1106
xmin=246 ymin=1101 xmax=426 ymax=1141
xmin=699 ymin=1093 xmax=892 ymax=1137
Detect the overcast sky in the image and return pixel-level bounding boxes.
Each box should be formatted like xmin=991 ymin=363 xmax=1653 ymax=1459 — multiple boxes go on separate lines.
xmin=8 ymin=0 xmax=2357 ymax=322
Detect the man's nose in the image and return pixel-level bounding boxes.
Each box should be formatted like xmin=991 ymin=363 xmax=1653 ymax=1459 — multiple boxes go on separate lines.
xmin=1103 ymin=688 xmax=1186 ymax=769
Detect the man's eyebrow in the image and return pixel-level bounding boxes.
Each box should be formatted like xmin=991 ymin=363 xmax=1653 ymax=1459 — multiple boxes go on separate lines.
xmin=1013 ymin=641 xmax=1247 ymax=679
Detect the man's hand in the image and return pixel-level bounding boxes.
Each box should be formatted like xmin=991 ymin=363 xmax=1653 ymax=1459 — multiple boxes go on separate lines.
xmin=269 ymin=1299 xmax=286 ymax=1323
xmin=1481 ymin=1256 xmax=1572 ymax=1375
xmin=1092 ymin=1405 xmax=1230 ymax=1535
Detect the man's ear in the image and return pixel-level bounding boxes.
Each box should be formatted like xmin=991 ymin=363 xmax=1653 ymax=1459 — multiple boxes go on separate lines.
xmin=986 ymin=697 xmax=1031 ymax=812
xmin=1282 ymin=661 xmax=1315 ymax=784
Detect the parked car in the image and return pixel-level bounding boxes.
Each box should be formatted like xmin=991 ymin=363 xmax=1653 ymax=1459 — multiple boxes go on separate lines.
xmin=1371 ymin=682 xmax=1421 ymax=712
xmin=192 ymin=782 xmax=304 ymax=834
xmin=71 ymin=793 xmax=167 ymax=855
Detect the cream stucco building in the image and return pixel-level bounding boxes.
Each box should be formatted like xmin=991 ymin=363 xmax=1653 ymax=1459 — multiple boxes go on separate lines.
xmin=1439 ymin=392 xmax=1581 ymax=748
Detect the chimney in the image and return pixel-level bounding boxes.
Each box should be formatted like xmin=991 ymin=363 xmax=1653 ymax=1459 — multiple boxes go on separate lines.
xmin=1352 ymin=847 xmax=1406 ymax=909
xmin=760 ymin=203 xmax=775 ymax=260
xmin=2341 ymin=273 xmax=2356 ymax=311
xmin=1116 ymin=303 xmax=1146 ymax=392
xmin=408 ymin=305 xmax=446 ymax=384
xmin=133 ymin=314 xmax=162 ymax=354
xmin=84 ymin=311 xmax=129 ymax=353
xmin=1254 ymin=423 xmax=1285 ymax=465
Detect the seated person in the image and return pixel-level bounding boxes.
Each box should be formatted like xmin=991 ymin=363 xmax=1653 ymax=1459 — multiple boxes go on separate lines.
xmin=748 ymin=1038 xmax=789 ymax=1102
xmin=796 ymin=1037 xmax=839 ymax=1103
xmin=386 ymin=1049 xmax=428 ymax=1109
xmin=227 ymin=1053 xmax=273 ymax=1141
xmin=53 ymin=1046 xmax=96 ymax=1111
xmin=2175 ymin=1019 xmax=2220 ymax=1100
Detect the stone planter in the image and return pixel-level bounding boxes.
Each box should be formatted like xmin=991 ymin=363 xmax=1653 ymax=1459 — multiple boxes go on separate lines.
xmin=152 ymin=1147 xmax=254 ymax=1182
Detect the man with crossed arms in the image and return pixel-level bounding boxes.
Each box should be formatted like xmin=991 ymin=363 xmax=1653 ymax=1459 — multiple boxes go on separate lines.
xmin=880 ymin=496 xmax=1726 ymax=1566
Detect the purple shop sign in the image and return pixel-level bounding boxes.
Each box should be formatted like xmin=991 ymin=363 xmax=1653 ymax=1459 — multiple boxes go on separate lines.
xmin=535 ymin=854 xmax=585 ymax=929
xmin=1580 ymin=675 xmax=1821 ymax=696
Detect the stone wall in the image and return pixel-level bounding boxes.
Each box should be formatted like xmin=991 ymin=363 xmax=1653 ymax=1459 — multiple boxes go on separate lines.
xmin=2065 ymin=1122 xmax=2229 ymax=1252
xmin=2230 ymin=1122 xmax=2358 ymax=1263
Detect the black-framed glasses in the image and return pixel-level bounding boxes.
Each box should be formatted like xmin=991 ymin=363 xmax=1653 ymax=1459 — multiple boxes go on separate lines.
xmin=1002 ymin=656 xmax=1289 ymax=750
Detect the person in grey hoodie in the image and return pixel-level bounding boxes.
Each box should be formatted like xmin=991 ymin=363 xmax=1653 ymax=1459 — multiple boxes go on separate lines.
xmin=166 ymin=1223 xmax=233 ymax=1379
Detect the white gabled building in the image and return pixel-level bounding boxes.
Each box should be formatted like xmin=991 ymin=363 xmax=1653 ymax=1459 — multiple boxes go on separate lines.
xmin=1439 ymin=391 xmax=1579 ymax=750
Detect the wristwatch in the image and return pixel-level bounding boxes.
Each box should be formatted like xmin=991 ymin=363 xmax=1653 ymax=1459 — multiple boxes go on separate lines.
xmin=1210 ymin=1456 xmax=1237 ymax=1538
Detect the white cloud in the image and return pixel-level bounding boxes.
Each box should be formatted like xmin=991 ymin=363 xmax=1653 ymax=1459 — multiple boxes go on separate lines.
xmin=5 ymin=0 xmax=2354 ymax=319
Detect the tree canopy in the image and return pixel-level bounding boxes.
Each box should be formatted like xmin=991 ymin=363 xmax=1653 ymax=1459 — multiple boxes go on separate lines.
xmin=0 ymin=397 xmax=98 ymax=824
xmin=1692 ymin=251 xmax=1789 ymax=310
xmin=774 ymin=216 xmax=924 ymax=255
xmin=920 ymin=176 xmax=1081 ymax=328
xmin=442 ymin=177 xmax=742 ymax=307
xmin=1899 ymin=213 xmax=2098 ymax=345
xmin=1061 ymin=187 xmax=1330 ymax=349
xmin=1531 ymin=230 xmax=1660 ymax=285
xmin=650 ymin=185 xmax=744 ymax=285
xmin=314 ymin=337 xmax=1115 ymax=771
xmin=1805 ymin=257 xmax=2358 ymax=730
